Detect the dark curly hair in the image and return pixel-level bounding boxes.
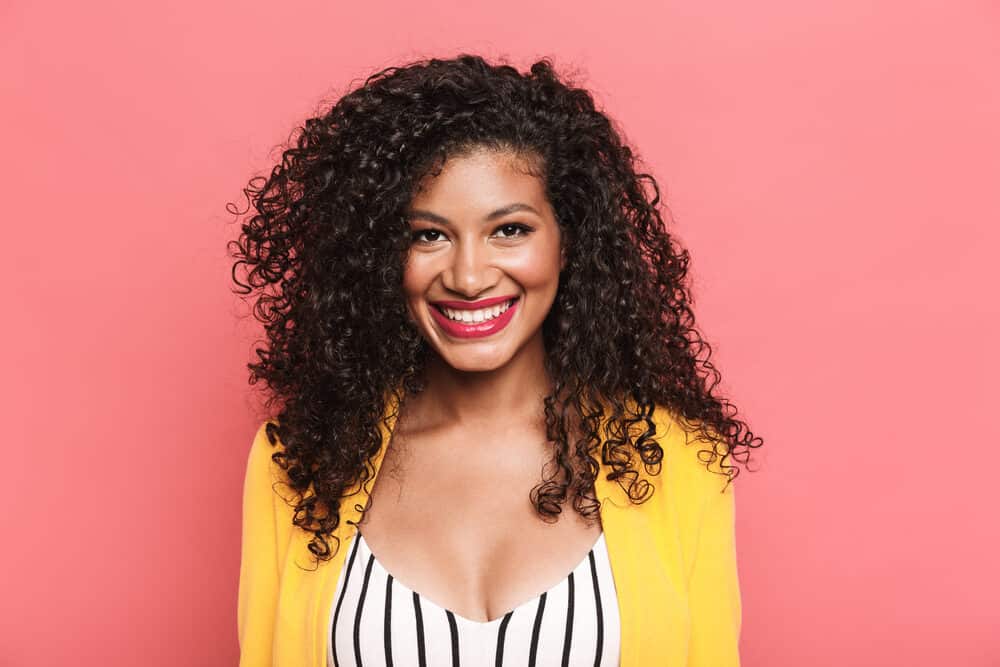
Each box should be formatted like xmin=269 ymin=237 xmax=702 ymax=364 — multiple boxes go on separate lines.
xmin=227 ymin=53 xmax=763 ymax=566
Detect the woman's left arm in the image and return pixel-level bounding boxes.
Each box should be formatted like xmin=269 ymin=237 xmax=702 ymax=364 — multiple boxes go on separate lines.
xmin=686 ymin=474 xmax=742 ymax=666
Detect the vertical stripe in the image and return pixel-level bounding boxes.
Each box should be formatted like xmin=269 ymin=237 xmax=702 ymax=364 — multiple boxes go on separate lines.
xmin=331 ymin=534 xmax=362 ymax=667
xmin=561 ymin=571 xmax=576 ymax=667
xmin=384 ymin=574 xmax=394 ymax=667
xmin=412 ymin=592 xmax=426 ymax=667
xmin=353 ymin=554 xmax=375 ymax=667
xmin=494 ymin=610 xmax=514 ymax=667
xmin=528 ymin=591 xmax=548 ymax=667
xmin=445 ymin=610 xmax=460 ymax=667
xmin=589 ymin=551 xmax=604 ymax=667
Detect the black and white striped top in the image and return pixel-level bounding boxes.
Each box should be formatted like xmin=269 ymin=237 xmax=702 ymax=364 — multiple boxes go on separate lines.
xmin=328 ymin=529 xmax=621 ymax=667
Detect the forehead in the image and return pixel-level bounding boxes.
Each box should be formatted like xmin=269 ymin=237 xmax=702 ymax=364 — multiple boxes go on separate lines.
xmin=409 ymin=149 xmax=548 ymax=212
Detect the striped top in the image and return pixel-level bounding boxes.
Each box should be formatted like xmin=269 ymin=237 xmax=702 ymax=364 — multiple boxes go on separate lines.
xmin=328 ymin=530 xmax=621 ymax=667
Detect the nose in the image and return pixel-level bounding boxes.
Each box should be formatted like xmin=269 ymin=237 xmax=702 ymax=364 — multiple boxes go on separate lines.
xmin=443 ymin=238 xmax=498 ymax=297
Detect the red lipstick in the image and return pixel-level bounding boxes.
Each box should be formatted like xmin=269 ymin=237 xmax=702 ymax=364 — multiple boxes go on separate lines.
xmin=429 ymin=296 xmax=519 ymax=339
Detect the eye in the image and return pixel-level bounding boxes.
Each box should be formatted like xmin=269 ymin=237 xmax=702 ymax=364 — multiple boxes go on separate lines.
xmin=411 ymin=228 xmax=445 ymax=244
xmin=493 ymin=223 xmax=533 ymax=239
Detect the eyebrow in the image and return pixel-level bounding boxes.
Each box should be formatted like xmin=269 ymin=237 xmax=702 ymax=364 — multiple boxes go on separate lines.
xmin=405 ymin=202 xmax=541 ymax=225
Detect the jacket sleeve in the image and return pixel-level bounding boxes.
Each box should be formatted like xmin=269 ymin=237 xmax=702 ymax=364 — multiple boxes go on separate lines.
xmin=686 ymin=472 xmax=743 ymax=666
xmin=237 ymin=422 xmax=283 ymax=667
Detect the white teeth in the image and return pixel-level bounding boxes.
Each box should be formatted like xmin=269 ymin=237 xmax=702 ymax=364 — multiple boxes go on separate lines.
xmin=441 ymin=299 xmax=514 ymax=323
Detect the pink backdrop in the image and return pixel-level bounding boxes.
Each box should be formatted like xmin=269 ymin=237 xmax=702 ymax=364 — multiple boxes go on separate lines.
xmin=3 ymin=0 xmax=997 ymax=664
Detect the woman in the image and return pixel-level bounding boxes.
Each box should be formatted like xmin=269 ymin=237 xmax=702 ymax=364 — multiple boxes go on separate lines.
xmin=232 ymin=54 xmax=761 ymax=667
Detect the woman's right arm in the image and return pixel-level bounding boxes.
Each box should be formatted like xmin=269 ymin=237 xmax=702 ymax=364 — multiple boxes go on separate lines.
xmin=237 ymin=422 xmax=283 ymax=667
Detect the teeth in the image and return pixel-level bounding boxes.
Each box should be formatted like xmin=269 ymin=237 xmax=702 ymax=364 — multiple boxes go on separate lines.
xmin=441 ymin=299 xmax=514 ymax=323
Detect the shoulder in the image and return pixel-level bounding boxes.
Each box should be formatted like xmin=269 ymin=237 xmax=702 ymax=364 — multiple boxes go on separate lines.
xmin=246 ymin=420 xmax=285 ymax=474
xmin=643 ymin=406 xmax=737 ymax=575
xmin=243 ymin=420 xmax=296 ymax=516
xmin=646 ymin=404 xmax=733 ymax=499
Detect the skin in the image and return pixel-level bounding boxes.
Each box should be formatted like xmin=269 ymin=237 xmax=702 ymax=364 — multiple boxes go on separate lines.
xmin=357 ymin=147 xmax=603 ymax=623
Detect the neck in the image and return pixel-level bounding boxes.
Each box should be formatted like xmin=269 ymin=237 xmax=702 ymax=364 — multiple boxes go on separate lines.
xmin=414 ymin=334 xmax=554 ymax=429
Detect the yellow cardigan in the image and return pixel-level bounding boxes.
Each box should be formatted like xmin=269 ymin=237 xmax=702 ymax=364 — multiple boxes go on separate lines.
xmin=237 ymin=395 xmax=742 ymax=666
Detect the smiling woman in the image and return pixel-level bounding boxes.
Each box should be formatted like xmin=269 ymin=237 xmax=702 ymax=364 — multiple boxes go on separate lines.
xmin=229 ymin=53 xmax=763 ymax=667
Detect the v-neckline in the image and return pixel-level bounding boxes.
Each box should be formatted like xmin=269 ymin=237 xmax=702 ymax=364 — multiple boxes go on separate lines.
xmin=354 ymin=530 xmax=607 ymax=626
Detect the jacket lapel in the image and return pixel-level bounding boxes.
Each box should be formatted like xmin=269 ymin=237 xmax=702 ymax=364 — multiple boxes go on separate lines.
xmin=302 ymin=389 xmax=402 ymax=666
xmin=595 ymin=457 xmax=689 ymax=665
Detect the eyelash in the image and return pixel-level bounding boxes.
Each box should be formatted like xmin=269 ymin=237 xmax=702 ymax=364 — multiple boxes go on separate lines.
xmin=410 ymin=223 xmax=533 ymax=244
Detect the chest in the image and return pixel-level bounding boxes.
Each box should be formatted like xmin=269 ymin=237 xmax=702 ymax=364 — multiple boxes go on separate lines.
xmin=354 ymin=427 xmax=604 ymax=623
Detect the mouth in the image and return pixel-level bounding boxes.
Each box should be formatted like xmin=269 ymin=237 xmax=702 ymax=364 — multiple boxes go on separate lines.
xmin=429 ymin=297 xmax=520 ymax=339
xmin=432 ymin=296 xmax=518 ymax=319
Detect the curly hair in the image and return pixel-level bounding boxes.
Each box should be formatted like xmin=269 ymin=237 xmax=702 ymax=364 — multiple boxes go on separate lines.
xmin=227 ymin=53 xmax=763 ymax=565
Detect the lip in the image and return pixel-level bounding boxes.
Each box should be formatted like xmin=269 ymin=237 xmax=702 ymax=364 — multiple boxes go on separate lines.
xmin=431 ymin=294 xmax=518 ymax=310
xmin=429 ymin=297 xmax=519 ymax=339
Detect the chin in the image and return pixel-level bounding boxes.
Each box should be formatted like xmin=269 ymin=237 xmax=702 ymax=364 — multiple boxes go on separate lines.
xmin=439 ymin=349 xmax=512 ymax=373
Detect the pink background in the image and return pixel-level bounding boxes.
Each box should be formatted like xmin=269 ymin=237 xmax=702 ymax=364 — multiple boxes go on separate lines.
xmin=3 ymin=0 xmax=998 ymax=665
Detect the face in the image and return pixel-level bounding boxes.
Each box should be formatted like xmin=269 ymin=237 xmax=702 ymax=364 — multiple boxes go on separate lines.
xmin=402 ymin=148 xmax=565 ymax=373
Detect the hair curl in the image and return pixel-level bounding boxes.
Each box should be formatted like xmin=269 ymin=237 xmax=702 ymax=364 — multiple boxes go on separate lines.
xmin=228 ymin=53 xmax=763 ymax=565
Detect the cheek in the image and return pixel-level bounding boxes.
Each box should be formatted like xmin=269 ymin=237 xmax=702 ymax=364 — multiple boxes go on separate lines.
xmin=400 ymin=259 xmax=435 ymax=328
xmin=401 ymin=257 xmax=430 ymax=299
xmin=504 ymin=240 xmax=562 ymax=287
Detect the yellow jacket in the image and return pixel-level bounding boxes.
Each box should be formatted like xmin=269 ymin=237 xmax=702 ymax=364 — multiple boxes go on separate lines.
xmin=237 ymin=395 xmax=742 ymax=666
